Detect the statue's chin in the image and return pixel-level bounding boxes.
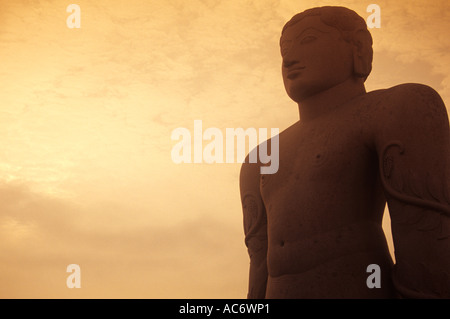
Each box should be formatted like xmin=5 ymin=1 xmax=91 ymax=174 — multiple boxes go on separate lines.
xmin=287 ymin=76 xmax=360 ymax=102
xmin=287 ymin=85 xmax=325 ymax=103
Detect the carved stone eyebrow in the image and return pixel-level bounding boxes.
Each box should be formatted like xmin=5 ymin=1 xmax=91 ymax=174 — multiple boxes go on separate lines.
xmin=280 ymin=26 xmax=329 ymax=56
xmin=280 ymin=26 xmax=329 ymax=47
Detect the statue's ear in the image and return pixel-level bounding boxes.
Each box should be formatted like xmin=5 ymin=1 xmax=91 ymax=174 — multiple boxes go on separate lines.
xmin=352 ymin=30 xmax=373 ymax=81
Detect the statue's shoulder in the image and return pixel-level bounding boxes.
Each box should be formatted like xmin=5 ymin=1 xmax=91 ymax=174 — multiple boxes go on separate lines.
xmin=368 ymin=83 xmax=440 ymax=101
xmin=367 ymin=83 xmax=448 ymax=144
xmin=368 ymin=83 xmax=447 ymax=122
xmin=384 ymin=83 xmax=441 ymax=99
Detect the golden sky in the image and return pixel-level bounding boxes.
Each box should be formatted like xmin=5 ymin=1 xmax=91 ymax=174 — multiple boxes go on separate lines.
xmin=0 ymin=0 xmax=449 ymax=298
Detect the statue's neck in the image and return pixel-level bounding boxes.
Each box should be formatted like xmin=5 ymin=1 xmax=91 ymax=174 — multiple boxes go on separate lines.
xmin=297 ymin=77 xmax=366 ymax=122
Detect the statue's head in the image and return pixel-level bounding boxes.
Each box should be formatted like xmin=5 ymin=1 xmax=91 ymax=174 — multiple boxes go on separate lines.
xmin=280 ymin=6 xmax=373 ymax=102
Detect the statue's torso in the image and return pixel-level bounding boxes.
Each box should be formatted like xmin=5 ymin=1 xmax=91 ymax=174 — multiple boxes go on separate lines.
xmin=262 ymin=91 xmax=396 ymax=298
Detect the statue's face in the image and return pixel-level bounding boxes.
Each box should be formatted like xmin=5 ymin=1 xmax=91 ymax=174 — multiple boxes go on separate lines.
xmin=280 ymin=16 xmax=354 ymax=102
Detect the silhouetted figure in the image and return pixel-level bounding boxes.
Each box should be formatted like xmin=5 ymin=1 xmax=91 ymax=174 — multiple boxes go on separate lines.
xmin=240 ymin=6 xmax=450 ymax=298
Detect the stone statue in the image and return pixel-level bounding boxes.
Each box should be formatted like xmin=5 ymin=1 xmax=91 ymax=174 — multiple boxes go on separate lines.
xmin=240 ymin=6 xmax=450 ymax=298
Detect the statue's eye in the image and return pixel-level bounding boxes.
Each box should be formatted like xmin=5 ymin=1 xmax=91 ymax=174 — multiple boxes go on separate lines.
xmin=300 ymin=35 xmax=317 ymax=44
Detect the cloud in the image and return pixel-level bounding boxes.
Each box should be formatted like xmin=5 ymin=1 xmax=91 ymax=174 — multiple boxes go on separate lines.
xmin=370 ymin=0 xmax=450 ymax=101
xmin=0 ymin=181 xmax=248 ymax=298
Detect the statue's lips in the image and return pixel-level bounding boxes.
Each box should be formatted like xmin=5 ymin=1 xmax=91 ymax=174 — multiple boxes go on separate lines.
xmin=287 ymin=67 xmax=305 ymax=79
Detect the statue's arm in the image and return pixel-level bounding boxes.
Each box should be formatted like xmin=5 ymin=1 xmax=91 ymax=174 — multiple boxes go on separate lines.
xmin=376 ymin=84 xmax=450 ymax=298
xmin=239 ymin=156 xmax=268 ymax=299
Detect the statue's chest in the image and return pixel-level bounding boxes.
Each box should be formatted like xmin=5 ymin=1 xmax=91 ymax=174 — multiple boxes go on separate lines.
xmin=260 ymin=122 xmax=372 ymax=200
